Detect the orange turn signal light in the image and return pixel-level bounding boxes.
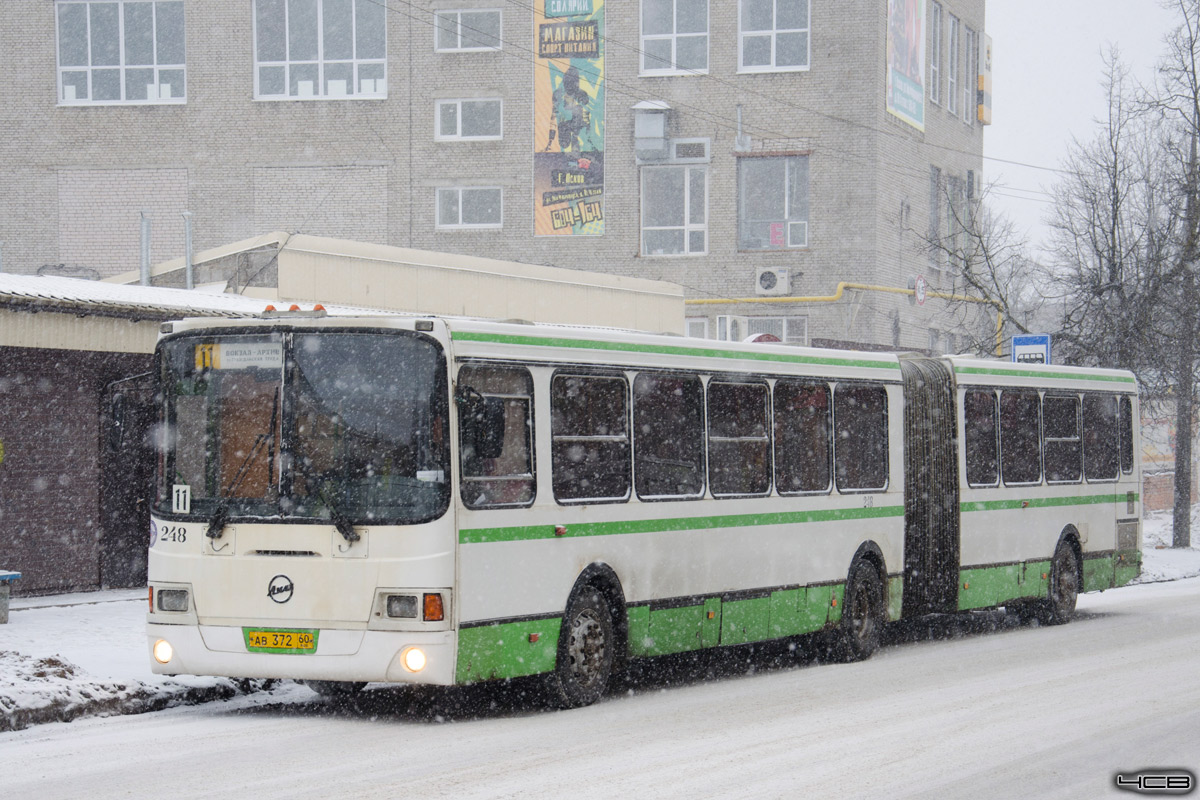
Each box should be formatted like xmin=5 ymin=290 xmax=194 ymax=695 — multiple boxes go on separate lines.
xmin=423 ymin=593 xmax=445 ymax=622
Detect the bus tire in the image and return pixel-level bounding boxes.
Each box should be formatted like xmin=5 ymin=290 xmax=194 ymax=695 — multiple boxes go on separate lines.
xmin=544 ymin=587 xmax=615 ymax=709
xmin=1043 ymin=540 xmax=1080 ymax=625
xmin=305 ymin=680 xmax=366 ymax=698
xmin=837 ymin=561 xmax=885 ymax=662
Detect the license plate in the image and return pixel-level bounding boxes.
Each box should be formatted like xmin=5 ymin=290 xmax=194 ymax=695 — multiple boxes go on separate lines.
xmin=243 ymin=628 xmax=319 ymax=654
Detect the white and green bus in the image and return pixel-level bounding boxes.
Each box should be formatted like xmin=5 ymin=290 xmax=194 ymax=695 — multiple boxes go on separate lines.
xmin=146 ymin=312 xmax=1141 ymax=707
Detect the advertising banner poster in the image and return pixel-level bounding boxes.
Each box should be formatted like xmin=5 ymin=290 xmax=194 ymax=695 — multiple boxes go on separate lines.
xmin=886 ymin=0 xmax=925 ymax=131
xmin=533 ymin=0 xmax=605 ymax=236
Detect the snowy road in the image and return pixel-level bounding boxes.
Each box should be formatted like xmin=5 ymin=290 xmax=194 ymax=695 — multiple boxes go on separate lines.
xmin=3 ymin=578 xmax=1198 ymax=800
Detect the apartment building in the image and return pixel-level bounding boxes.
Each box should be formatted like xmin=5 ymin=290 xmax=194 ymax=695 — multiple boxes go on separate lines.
xmin=0 ymin=0 xmax=988 ymax=350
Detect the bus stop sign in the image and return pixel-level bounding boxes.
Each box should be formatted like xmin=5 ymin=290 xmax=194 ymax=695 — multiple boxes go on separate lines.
xmin=1012 ymin=334 xmax=1051 ymax=364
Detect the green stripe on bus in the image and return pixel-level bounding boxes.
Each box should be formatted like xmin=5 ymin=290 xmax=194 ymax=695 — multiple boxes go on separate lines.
xmin=960 ymin=493 xmax=1136 ymax=514
xmin=953 ymin=365 xmax=1136 ymax=384
xmin=450 ymin=331 xmax=903 ymax=371
xmin=460 ymin=504 xmax=905 ymax=544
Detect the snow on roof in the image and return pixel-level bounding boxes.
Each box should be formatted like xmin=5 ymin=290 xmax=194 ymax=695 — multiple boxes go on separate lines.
xmin=0 ymin=273 xmax=380 ymax=318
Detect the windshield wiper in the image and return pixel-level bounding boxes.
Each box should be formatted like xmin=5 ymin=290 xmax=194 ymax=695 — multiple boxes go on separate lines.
xmin=319 ymin=485 xmax=360 ymax=543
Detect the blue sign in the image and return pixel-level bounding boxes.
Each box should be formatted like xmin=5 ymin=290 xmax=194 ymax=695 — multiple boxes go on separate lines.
xmin=1011 ymin=334 xmax=1051 ymax=365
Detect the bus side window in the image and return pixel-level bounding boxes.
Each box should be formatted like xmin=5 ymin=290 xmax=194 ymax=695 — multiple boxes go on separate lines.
xmin=833 ymin=384 xmax=888 ymax=492
xmin=1082 ymin=394 xmax=1119 ymax=482
xmin=1043 ymin=395 xmax=1082 ymax=484
xmin=774 ymin=380 xmax=832 ymax=494
xmin=551 ymin=373 xmax=631 ymax=503
xmin=458 ymin=365 xmax=535 ymax=508
xmin=1119 ymin=396 xmax=1135 ymax=474
xmin=964 ymin=390 xmax=998 ymax=487
xmin=633 ymin=372 xmax=705 ymax=499
xmin=1000 ymin=390 xmax=1041 ymax=485
xmin=707 ymin=380 xmax=771 ymax=497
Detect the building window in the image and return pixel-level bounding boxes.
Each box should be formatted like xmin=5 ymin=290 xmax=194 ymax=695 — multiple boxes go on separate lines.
xmin=738 ymin=0 xmax=810 ymax=72
xmin=56 ymin=0 xmax=186 ymax=104
xmin=641 ymin=0 xmax=708 ymax=73
xmin=254 ymin=0 xmax=387 ymax=99
xmin=641 ymin=166 xmax=707 ymax=255
xmin=929 ymin=165 xmax=943 ymax=271
xmin=748 ymin=316 xmax=807 ymax=344
xmin=946 ymin=14 xmax=959 ymax=116
xmin=928 ymin=2 xmax=942 ymax=105
xmin=436 ymin=187 xmax=503 ymax=229
xmin=435 ymin=9 xmax=502 ymax=51
xmin=737 ymin=155 xmax=809 ymax=250
xmin=436 ymin=99 xmax=502 ymax=140
xmin=685 ymin=318 xmax=709 ymax=338
xmin=963 ymin=25 xmax=976 ymax=125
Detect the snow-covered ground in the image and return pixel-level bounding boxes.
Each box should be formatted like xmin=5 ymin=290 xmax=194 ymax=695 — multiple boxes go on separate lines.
xmin=1 ymin=511 xmax=1197 ymax=733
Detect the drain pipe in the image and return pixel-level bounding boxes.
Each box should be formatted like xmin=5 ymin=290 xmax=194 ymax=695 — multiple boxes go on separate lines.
xmin=182 ymin=211 xmax=194 ymax=290
xmin=139 ymin=210 xmax=151 ymax=286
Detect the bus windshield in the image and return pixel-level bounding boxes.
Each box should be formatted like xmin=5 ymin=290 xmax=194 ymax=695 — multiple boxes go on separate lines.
xmin=156 ymin=330 xmax=450 ymax=525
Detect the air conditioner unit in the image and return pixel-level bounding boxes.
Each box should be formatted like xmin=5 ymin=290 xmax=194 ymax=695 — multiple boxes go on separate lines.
xmin=755 ymin=267 xmax=790 ymax=296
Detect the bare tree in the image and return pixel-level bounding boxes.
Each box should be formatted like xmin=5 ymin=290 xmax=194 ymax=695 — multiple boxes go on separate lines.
xmin=1048 ymin=49 xmax=1172 ymax=377
xmin=919 ymin=181 xmax=1049 ymax=357
xmin=1155 ymin=0 xmax=1200 ymax=548
xmin=1049 ymin=14 xmax=1200 ymax=548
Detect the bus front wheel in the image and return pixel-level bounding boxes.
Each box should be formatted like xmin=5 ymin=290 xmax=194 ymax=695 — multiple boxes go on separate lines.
xmin=545 ymin=588 xmax=614 ymax=709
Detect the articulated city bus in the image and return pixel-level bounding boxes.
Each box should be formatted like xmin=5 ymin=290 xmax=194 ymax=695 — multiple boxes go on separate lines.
xmin=146 ymin=311 xmax=1141 ymax=707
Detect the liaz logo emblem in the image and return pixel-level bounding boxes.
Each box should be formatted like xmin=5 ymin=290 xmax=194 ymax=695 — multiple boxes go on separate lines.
xmin=268 ymin=574 xmax=294 ymax=604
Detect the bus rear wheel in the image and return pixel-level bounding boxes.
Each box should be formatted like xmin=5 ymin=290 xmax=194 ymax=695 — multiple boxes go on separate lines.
xmin=1043 ymin=541 xmax=1080 ymax=625
xmin=545 ymin=588 xmax=614 ymax=709
xmin=836 ymin=562 xmax=884 ymax=662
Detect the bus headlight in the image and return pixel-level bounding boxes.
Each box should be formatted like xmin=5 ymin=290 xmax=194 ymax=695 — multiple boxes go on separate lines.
xmin=401 ymin=647 xmax=426 ymax=673
xmin=153 ymin=639 xmax=174 ymax=665
xmin=156 ymin=589 xmax=189 ymax=612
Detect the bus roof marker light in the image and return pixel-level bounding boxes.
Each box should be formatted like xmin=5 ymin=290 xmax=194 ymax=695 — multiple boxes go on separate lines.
xmin=415 ymin=320 xmax=434 ymax=331
xmin=289 ymin=304 xmax=301 ymax=311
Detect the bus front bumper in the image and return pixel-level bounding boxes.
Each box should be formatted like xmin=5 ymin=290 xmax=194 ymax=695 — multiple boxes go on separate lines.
xmin=146 ymin=623 xmax=457 ymax=686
